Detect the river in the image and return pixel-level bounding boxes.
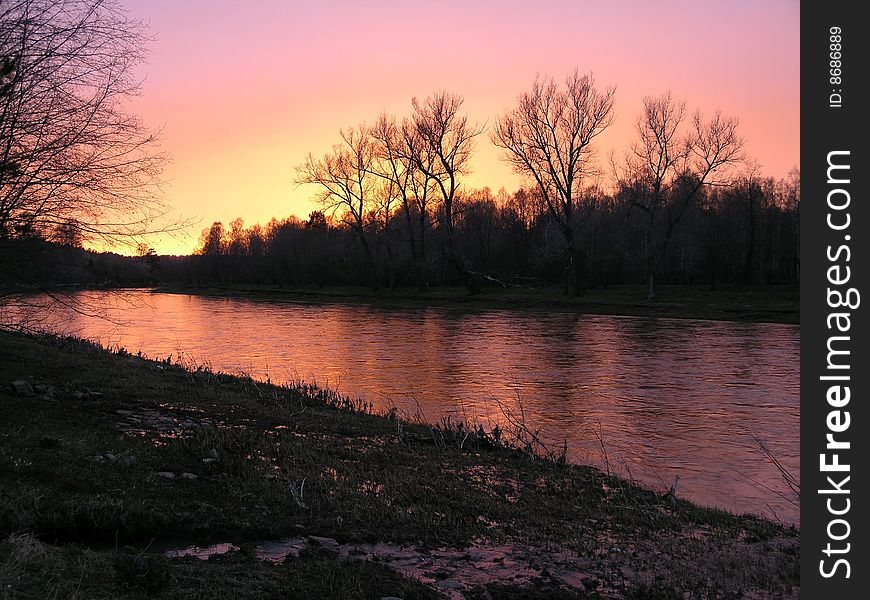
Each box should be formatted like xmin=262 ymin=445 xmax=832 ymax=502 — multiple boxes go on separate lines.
xmin=16 ymin=290 xmax=800 ymax=524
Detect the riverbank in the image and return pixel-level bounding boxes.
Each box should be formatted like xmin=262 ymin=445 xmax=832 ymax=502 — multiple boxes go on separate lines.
xmin=0 ymin=330 xmax=799 ymax=598
xmin=153 ymin=283 xmax=799 ymax=324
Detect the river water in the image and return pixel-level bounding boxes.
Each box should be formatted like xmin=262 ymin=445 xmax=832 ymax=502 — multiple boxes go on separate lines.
xmin=16 ymin=290 xmax=800 ymax=524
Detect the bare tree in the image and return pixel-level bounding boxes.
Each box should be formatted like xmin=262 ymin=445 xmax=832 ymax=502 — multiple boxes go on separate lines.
xmin=404 ymin=92 xmax=481 ymax=294
xmin=492 ymin=70 xmax=615 ymax=296
xmin=0 ymin=0 xmax=173 ymax=329
xmin=735 ymin=161 xmax=764 ymax=284
xmin=616 ymin=92 xmax=744 ymax=299
xmin=296 ymin=125 xmax=381 ymax=289
xmin=370 ymin=173 xmax=399 ymax=289
xmin=0 ymin=0 xmax=167 ymax=245
xmin=782 ymin=168 xmax=799 ymax=284
xmin=371 ymin=113 xmax=435 ymax=291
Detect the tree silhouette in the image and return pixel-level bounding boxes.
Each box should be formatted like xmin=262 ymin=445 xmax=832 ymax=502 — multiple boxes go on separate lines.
xmin=0 ymin=0 xmax=166 ymax=246
xmin=0 ymin=1 xmax=172 ymax=328
xmin=156 ymin=170 xmax=799 ymax=292
xmin=371 ymin=114 xmax=434 ymax=291
xmin=493 ymin=70 xmax=615 ymax=296
xmin=296 ymin=126 xmax=381 ymax=290
xmin=404 ymin=92 xmax=482 ymax=294
xmin=196 ymin=222 xmax=226 ymax=256
xmin=615 ymin=92 xmax=744 ymax=299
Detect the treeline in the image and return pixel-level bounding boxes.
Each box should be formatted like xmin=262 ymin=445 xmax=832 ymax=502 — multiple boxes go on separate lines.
xmin=0 ymin=168 xmax=799 ymax=294
xmin=1 ymin=67 xmax=801 ymax=297
xmin=164 ymin=172 xmax=799 ymax=291
xmin=0 ymin=237 xmax=161 ymax=290
xmin=169 ymin=75 xmax=799 ymax=296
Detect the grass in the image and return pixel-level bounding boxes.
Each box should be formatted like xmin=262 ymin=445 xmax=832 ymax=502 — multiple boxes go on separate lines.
xmin=0 ymin=330 xmax=799 ymax=598
xmin=155 ymin=283 xmax=800 ymax=324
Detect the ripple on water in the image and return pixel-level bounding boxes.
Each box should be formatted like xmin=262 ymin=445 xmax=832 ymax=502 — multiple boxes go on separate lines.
xmin=31 ymin=290 xmax=800 ymax=523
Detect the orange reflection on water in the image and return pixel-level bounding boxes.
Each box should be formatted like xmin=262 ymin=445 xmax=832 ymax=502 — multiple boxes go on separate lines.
xmin=32 ymin=290 xmax=800 ymax=524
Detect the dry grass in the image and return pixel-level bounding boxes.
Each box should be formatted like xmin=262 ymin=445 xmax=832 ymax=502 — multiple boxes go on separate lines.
xmin=0 ymin=330 xmax=799 ymax=599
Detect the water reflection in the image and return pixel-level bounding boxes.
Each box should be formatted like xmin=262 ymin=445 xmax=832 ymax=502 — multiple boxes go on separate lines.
xmin=30 ymin=290 xmax=800 ymax=523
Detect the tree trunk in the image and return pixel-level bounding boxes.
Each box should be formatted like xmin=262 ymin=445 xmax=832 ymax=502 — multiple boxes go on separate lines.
xmin=562 ymin=229 xmax=582 ymax=297
xmin=444 ymin=201 xmax=479 ymax=295
xmin=417 ymin=212 xmax=428 ymax=291
xmin=385 ymin=240 xmax=395 ymax=289
xmin=446 ymin=236 xmax=479 ymax=295
xmin=647 ymin=269 xmax=657 ymax=300
xmin=401 ymin=200 xmax=421 ymax=290
xmin=564 ymin=253 xmax=577 ymax=297
xmin=357 ymin=232 xmax=379 ymax=291
xmin=742 ymin=194 xmax=755 ymax=284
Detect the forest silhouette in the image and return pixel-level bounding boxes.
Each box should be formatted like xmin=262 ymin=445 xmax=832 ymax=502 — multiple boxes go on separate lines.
xmin=184 ymin=81 xmax=797 ymax=299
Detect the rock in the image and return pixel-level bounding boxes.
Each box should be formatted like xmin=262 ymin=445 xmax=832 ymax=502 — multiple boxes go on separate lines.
xmin=95 ymin=453 xmax=126 ymax=463
xmin=11 ymin=380 xmax=35 ymax=397
xmin=157 ymin=471 xmax=176 ymax=479
xmin=435 ymin=579 xmax=464 ymax=591
xmin=202 ymin=458 xmax=217 ymax=464
xmin=307 ymin=536 xmax=340 ymax=554
xmin=620 ymin=566 xmax=635 ymax=579
xmin=180 ymin=472 xmax=198 ymax=480
xmin=481 ymin=591 xmax=495 ymax=600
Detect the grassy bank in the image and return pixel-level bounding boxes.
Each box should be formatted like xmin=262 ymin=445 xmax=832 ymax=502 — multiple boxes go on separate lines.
xmin=154 ymin=283 xmax=799 ymax=324
xmin=0 ymin=331 xmax=798 ymax=598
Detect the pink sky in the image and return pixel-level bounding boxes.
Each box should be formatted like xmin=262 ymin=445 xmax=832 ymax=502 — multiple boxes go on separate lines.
xmin=123 ymin=0 xmax=799 ymax=255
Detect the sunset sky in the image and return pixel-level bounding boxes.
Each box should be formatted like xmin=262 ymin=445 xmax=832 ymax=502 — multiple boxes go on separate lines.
xmin=123 ymin=0 xmax=800 ymax=256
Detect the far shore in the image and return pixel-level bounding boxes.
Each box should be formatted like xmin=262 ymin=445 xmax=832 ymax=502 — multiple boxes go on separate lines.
xmin=152 ymin=282 xmax=800 ymax=324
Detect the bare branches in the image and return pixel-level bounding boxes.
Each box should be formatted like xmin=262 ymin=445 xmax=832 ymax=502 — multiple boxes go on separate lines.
xmin=0 ymin=0 xmax=168 ymax=247
xmin=370 ymin=112 xmax=435 ymax=223
xmin=691 ymin=109 xmax=744 ymax=185
xmin=407 ymin=92 xmax=480 ymax=199
xmin=618 ymin=92 xmax=744 ymax=210
xmin=492 ymin=69 xmax=615 ymax=295
xmin=493 ymin=70 xmax=614 ymax=223
xmin=614 ymin=91 xmax=745 ymax=299
xmin=295 ymin=124 xmax=381 ymax=288
xmin=297 ymin=92 xmax=482 ymax=292
xmin=404 ymin=92 xmax=482 ymax=244
xmin=624 ymin=92 xmax=689 ymax=204
xmin=405 ymin=93 xmax=483 ymax=294
xmin=296 ymin=125 xmax=378 ymax=231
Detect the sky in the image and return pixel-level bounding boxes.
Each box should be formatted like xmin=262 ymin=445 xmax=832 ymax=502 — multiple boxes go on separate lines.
xmin=122 ymin=0 xmax=800 ymax=256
